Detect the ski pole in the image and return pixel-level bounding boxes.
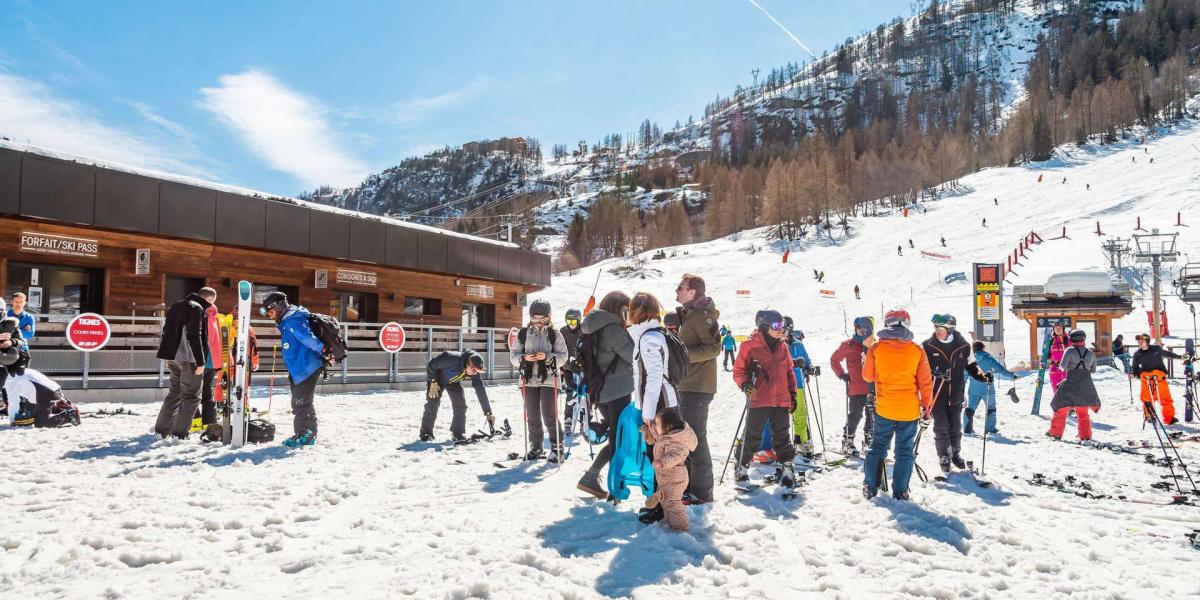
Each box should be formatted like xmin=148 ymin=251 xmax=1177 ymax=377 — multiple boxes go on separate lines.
xmin=1127 ymin=372 xmax=1135 ymax=407
xmin=553 ymin=372 xmax=563 ymax=466
xmin=520 ymin=377 xmax=529 ymax=460
xmin=719 ymin=402 xmax=748 ymax=485
xmin=266 ymin=343 xmax=278 ymax=415
xmin=1146 ymin=376 xmax=1198 ymax=495
xmin=981 ymin=380 xmax=992 ymax=477
xmin=805 ymin=373 xmax=827 ymax=457
xmin=812 ymin=368 xmax=826 ymax=450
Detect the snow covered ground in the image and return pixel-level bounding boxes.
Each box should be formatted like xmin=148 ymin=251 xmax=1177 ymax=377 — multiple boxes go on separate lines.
xmin=3 ymin=368 xmax=1199 ymax=599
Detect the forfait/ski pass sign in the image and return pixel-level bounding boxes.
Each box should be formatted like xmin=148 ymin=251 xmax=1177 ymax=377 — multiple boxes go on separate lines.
xmin=66 ymin=313 xmax=111 ymax=351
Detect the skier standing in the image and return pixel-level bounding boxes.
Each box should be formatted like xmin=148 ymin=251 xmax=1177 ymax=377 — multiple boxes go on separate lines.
xmin=897 ymin=245 xmax=903 ymax=256
xmin=420 ymin=349 xmax=491 ymax=442
xmin=154 ymin=288 xmax=213 ymax=440
xmin=862 ymin=308 xmax=933 ymax=500
xmin=830 ymin=316 xmax=873 ymax=455
xmin=854 ymin=285 xmax=860 ymax=300
xmin=196 ymin=295 xmax=224 ymax=435
xmin=732 ymin=310 xmax=798 ymax=488
xmin=963 ymin=341 xmax=1016 ymax=435
xmin=921 ymin=314 xmax=987 ymax=473
xmin=510 ymin=300 xmax=568 ymax=461
xmin=786 ymin=320 xmax=815 ymax=457
xmin=673 ymin=274 xmax=721 ymax=504
xmin=1047 ymin=321 xmax=1071 ymax=392
xmin=629 ymin=292 xmax=677 ymax=426
xmin=576 ymin=292 xmax=635 ymax=499
xmin=940 ymin=237 xmax=946 ymax=247
xmin=721 ymin=329 xmax=737 ymax=372
xmin=560 ymin=308 xmax=583 ymax=433
xmin=1130 ymin=333 xmax=1185 ymax=425
xmin=260 ymin=291 xmax=326 ymax=447
xmin=1111 ymin=334 xmax=1130 ymax=373
xmin=1046 ymin=330 xmax=1100 ymax=441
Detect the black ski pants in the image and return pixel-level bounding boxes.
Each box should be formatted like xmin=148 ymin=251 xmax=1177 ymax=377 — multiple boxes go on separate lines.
xmin=932 ymin=395 xmax=963 ymax=459
xmin=586 ymin=395 xmax=630 ymax=474
xmin=524 ymin=385 xmax=560 ymax=452
xmin=739 ymin=406 xmax=795 ymax=467
xmin=200 ymin=368 xmax=218 ymax=425
xmin=289 ymin=370 xmax=320 ymax=436
xmin=844 ymin=394 xmax=873 ymax=441
xmin=420 ymin=382 xmax=469 ymax=438
xmin=678 ymin=391 xmax=714 ymax=502
xmin=723 ymin=349 xmax=735 ymax=370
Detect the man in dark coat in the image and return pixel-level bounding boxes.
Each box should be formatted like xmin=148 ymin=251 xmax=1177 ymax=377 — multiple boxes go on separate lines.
xmin=921 ymin=314 xmax=986 ymax=472
xmin=154 ymin=289 xmax=213 ymax=439
xmin=420 ymin=349 xmax=491 ymax=442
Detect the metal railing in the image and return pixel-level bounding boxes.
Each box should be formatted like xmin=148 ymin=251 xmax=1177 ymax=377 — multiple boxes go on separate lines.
xmin=24 ymin=315 xmax=518 ymax=389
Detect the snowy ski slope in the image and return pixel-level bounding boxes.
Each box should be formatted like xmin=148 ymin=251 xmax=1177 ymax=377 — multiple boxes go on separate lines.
xmin=3 ymin=123 xmax=1200 ymax=598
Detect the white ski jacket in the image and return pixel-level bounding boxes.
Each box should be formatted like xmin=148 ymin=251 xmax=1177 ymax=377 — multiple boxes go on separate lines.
xmin=629 ymin=320 xmax=679 ymax=423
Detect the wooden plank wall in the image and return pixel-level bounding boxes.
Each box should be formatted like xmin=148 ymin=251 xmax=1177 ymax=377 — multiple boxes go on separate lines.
xmin=0 ymin=216 xmax=535 ymax=328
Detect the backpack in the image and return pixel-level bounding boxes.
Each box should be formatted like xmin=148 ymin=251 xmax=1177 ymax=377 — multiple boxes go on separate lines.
xmin=637 ymin=327 xmax=690 ymax=385
xmin=575 ymin=324 xmax=621 ymax=398
xmin=517 ymin=325 xmax=558 ymax=382
xmin=307 ymin=312 xmax=347 ymax=364
xmin=248 ymin=419 xmax=276 ymax=443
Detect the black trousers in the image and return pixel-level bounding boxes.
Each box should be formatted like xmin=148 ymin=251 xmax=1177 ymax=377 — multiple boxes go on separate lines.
xmin=200 ymin=368 xmax=218 ymax=425
xmin=723 ymin=349 xmax=735 ymax=369
xmin=932 ymin=396 xmax=963 ymax=458
xmin=420 ymin=382 xmax=469 ymax=438
xmin=844 ymin=394 xmax=873 ymax=441
xmin=587 ymin=395 xmax=630 ymax=474
xmin=290 ymin=370 xmax=320 ymax=436
xmin=678 ymin=391 xmax=714 ymax=502
xmin=524 ymin=386 xmax=560 ymax=452
xmin=740 ymin=407 xmax=795 ymax=467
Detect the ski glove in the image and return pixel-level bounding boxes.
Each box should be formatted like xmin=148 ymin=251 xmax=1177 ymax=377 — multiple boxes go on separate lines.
xmin=741 ymin=384 xmax=756 ymax=397
xmin=485 ymin=412 xmax=496 ymax=426
xmin=427 ymin=381 xmax=441 ymax=399
xmin=985 ymin=372 xmax=995 ymax=382
xmin=838 ymin=374 xmax=851 ymax=384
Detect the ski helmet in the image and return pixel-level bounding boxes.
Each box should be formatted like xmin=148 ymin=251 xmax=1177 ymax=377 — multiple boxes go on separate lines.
xmin=853 ymin=316 xmax=874 ymax=336
xmin=931 ymin=314 xmax=957 ymax=328
xmin=1069 ymin=329 xmax=1087 ymax=343
xmin=529 ymin=300 xmax=551 ymax=318
xmin=883 ymin=308 xmax=911 ymax=328
xmin=258 ymin=291 xmax=289 ymax=317
xmin=783 ymin=316 xmax=794 ymax=334
xmin=565 ymin=308 xmax=582 ymax=323
xmin=755 ymin=310 xmax=784 ymax=331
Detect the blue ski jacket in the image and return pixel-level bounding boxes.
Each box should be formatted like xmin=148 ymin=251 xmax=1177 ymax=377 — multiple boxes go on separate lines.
xmin=790 ymin=339 xmax=811 ymax=390
xmin=966 ymin=349 xmax=1016 ymax=397
xmin=278 ymin=306 xmax=325 ymax=382
xmin=722 ymin=333 xmax=737 ymax=352
xmin=607 ymin=402 xmax=656 ymax=501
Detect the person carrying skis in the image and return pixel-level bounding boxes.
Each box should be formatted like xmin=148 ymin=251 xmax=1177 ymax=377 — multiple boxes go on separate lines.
xmin=260 ymin=291 xmax=326 ymax=447
xmin=576 ymin=291 xmax=634 ymax=499
xmin=420 ymin=348 xmax=491 ymax=442
xmin=964 ymin=341 xmax=1017 ymax=435
xmin=196 ymin=293 xmax=224 ymax=435
xmin=1047 ymin=321 xmax=1071 ymax=392
xmin=560 ymin=308 xmax=583 ymax=434
xmin=1130 ymin=333 xmax=1187 ymax=425
xmin=732 ymin=310 xmax=798 ymax=488
xmin=830 ymin=316 xmax=873 ymax=456
xmin=862 ymin=308 xmax=933 ymax=500
xmin=1047 ymin=330 xmax=1100 ymax=441
xmin=672 ymin=273 xmax=721 ymax=504
xmin=721 ymin=328 xmax=737 ymax=372
xmin=922 ymin=314 xmax=987 ymax=473
xmin=510 ymin=300 xmax=569 ymax=461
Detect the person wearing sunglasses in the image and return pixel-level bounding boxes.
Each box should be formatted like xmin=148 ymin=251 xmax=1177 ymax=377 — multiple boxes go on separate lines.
xmin=921 ymin=314 xmax=988 ymax=474
xmin=731 ymin=310 xmax=799 ymax=489
xmin=672 ymin=274 xmax=721 ymax=504
xmin=510 ymin=300 xmax=569 ymax=462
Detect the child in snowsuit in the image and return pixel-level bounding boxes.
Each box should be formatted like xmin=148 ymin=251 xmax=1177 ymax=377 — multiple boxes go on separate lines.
xmin=1047 ymin=330 xmax=1099 ymax=440
xmin=645 ymin=407 xmax=697 ymax=531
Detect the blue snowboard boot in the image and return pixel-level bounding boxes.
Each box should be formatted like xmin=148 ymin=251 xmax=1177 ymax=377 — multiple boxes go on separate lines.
xmin=283 ymin=429 xmax=317 ymax=447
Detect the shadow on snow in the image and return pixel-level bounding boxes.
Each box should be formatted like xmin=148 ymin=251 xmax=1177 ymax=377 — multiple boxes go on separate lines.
xmin=878 ymin=497 xmax=972 ymax=554
xmin=477 ymin=460 xmax=555 ymax=493
xmin=61 ymin=433 xmax=159 ymax=460
xmin=932 ymin=471 xmax=1015 ymax=507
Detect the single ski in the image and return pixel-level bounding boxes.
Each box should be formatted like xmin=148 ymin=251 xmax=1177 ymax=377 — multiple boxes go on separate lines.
xmin=1031 ymin=326 xmax=1054 ymax=414
xmin=228 ymin=280 xmax=252 ymax=449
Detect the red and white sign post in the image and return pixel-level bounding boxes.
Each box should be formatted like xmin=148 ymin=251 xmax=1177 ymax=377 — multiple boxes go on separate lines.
xmin=66 ymin=313 xmax=111 ymax=351
xmin=378 ymin=322 xmax=407 ymax=353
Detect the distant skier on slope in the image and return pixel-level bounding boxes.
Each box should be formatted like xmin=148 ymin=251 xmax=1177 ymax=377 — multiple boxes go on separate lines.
xmin=854 ymin=285 xmax=861 ymax=300
xmin=1046 ymin=330 xmax=1099 ymax=441
xmin=897 ymin=245 xmax=903 ymax=256
xmin=721 ymin=328 xmax=737 ymax=372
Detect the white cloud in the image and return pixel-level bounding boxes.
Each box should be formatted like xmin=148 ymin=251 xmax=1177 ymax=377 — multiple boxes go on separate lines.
xmin=198 ymin=69 xmax=369 ymax=189
xmin=389 ymin=76 xmax=492 ymax=126
xmin=0 ymin=71 xmax=211 ymax=178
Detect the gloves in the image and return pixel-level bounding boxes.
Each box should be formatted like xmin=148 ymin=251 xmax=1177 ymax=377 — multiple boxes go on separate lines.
xmin=427 ymin=381 xmax=441 ymax=399
xmin=985 ymin=372 xmax=995 ymax=382
xmin=485 ymin=412 xmax=496 ymax=426
xmin=793 ymin=357 xmax=806 ymax=369
xmin=790 ymin=394 xmax=798 ymax=413
xmin=838 ymin=374 xmax=851 ymax=384
xmin=866 ymin=393 xmax=876 ymax=408
xmin=741 ymin=384 xmax=756 ymax=398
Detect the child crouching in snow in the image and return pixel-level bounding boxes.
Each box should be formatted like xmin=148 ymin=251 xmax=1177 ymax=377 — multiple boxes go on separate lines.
xmin=645 ymin=407 xmax=697 ymax=531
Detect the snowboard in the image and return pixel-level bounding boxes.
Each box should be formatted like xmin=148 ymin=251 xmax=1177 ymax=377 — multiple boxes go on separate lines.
xmin=1185 ymin=338 xmax=1195 ymax=422
xmin=1031 ymin=327 xmax=1054 ymax=415
xmin=229 ymin=281 xmax=252 ymax=448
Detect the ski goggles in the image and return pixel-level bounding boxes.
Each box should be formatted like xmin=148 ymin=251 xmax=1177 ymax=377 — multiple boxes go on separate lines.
xmin=931 ymin=314 xmax=957 ymax=328
xmin=565 ymin=318 xmax=579 ymax=327
xmin=768 ymin=320 xmax=787 ymax=332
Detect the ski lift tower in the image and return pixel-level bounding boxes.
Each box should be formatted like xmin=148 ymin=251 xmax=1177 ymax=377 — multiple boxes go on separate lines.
xmin=1101 ymin=237 xmax=1131 ymax=272
xmin=1132 ymin=229 xmax=1179 ymax=344
xmin=1175 ymin=262 xmax=1200 ymax=340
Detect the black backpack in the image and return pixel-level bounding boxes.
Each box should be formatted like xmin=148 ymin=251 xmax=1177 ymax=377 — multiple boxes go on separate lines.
xmin=575 ymin=324 xmax=620 ymax=398
xmin=637 ymin=327 xmax=690 ymax=385
xmin=307 ymin=312 xmax=348 ymax=364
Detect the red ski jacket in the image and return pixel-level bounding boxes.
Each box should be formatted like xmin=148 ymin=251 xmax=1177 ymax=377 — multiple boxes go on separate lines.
xmin=732 ymin=331 xmax=797 ymax=409
xmin=830 ymin=337 xmax=870 ymax=396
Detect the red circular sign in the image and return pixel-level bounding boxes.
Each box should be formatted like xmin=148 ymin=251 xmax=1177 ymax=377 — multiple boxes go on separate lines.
xmin=507 ymin=326 xmax=520 ymax=349
xmin=66 ymin=313 xmax=111 ymax=352
xmin=378 ymin=322 xmax=406 ymax=353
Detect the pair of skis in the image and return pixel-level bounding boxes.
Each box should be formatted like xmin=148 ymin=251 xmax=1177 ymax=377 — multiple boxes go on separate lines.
xmin=220 ymin=280 xmax=253 ymax=449
xmin=1026 ymin=472 xmax=1194 ymax=506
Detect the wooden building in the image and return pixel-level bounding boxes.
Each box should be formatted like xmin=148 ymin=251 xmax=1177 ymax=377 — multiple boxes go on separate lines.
xmin=0 ymin=144 xmax=550 ymax=328
xmin=1010 ymin=272 xmax=1134 ymax=367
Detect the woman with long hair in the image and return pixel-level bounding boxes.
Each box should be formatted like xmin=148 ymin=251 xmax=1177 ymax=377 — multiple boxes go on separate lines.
xmin=576 ymin=291 xmax=635 ymax=498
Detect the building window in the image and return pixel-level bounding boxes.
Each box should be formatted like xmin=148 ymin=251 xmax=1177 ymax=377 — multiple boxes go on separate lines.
xmin=252 ymin=284 xmax=300 ymax=309
xmin=165 ymin=275 xmax=204 ymax=305
xmin=6 ymin=261 xmax=103 ymax=318
xmin=461 ymin=302 xmax=495 ymax=329
xmin=331 ymin=291 xmax=377 ymax=323
xmin=404 ymin=296 xmax=441 ymax=316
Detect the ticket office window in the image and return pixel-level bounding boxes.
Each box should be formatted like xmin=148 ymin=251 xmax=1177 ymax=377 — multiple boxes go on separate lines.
xmin=461 ymin=302 xmax=495 ymax=330
xmin=404 ymin=297 xmax=442 ymax=316
xmin=5 ymin=261 xmax=103 ymax=318
xmin=330 ymin=291 xmax=377 ymax=323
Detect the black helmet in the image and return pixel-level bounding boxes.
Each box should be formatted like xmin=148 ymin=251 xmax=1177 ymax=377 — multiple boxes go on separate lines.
xmin=258 ymin=291 xmax=289 ymax=317
xmin=1069 ymin=329 xmax=1087 ymax=342
xmin=755 ymin=310 xmax=784 ymax=331
xmin=565 ymin=308 xmax=582 ymax=322
xmin=529 ymin=300 xmax=551 ymax=317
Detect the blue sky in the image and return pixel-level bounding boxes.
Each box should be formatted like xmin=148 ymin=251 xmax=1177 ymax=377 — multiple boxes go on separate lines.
xmin=0 ymin=1 xmax=913 ymax=195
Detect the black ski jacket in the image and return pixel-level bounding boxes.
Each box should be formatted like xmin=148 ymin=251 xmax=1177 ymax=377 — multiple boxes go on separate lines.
xmin=1130 ymin=345 xmax=1182 ymax=376
xmin=426 ymin=350 xmax=492 ymax=414
xmin=156 ymin=293 xmax=209 ymax=364
xmin=921 ymin=330 xmax=985 ymax=404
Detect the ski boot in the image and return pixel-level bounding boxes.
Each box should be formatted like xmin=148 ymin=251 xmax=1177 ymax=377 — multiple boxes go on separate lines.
xmin=419 ymin=432 xmax=435 ymax=442
xmin=283 ymin=429 xmax=317 ymax=447
xmin=863 ymin=484 xmax=877 ymax=499
xmin=796 ymin=441 xmax=815 ymax=460
xmin=951 ymin=452 xmax=966 ymax=470
xmin=963 ymin=408 xmax=975 ymax=435
xmin=451 ymin=433 xmax=469 ymax=445
xmin=681 ymin=491 xmax=705 ymax=506
xmin=778 ymin=464 xmax=797 ymax=489
xmin=547 ymin=450 xmax=560 ymax=463
xmin=893 ymin=490 xmax=910 ymax=501
xmin=939 ymin=456 xmax=952 ymax=474
xmin=734 ymin=465 xmax=749 ymax=483
xmin=525 ymin=448 xmax=545 ymax=461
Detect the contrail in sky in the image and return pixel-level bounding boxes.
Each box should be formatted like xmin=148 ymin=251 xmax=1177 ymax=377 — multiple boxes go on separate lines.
xmin=746 ymin=0 xmax=818 ymax=59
